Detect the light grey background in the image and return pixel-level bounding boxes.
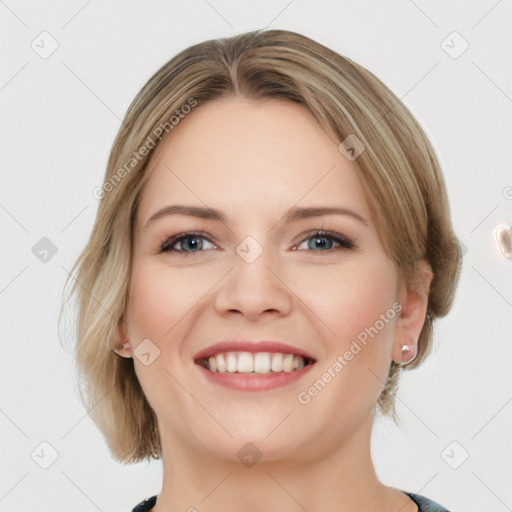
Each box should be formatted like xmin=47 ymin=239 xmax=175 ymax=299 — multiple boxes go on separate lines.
xmin=1 ymin=1 xmax=511 ymax=511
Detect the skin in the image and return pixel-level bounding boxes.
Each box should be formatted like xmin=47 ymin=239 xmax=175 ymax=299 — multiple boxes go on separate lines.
xmin=118 ymin=98 xmax=432 ymax=511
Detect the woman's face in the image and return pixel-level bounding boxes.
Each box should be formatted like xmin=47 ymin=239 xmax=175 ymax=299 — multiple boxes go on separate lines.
xmin=124 ymin=98 xmax=407 ymax=462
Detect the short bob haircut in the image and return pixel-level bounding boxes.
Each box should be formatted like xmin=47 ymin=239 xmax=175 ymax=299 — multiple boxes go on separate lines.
xmin=60 ymin=29 xmax=462 ymax=464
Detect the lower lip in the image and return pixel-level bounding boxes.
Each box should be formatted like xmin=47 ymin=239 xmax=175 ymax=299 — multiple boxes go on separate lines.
xmin=196 ymin=363 xmax=315 ymax=391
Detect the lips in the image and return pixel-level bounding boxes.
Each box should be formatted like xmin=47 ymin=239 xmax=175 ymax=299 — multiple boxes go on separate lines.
xmin=193 ymin=339 xmax=316 ymax=390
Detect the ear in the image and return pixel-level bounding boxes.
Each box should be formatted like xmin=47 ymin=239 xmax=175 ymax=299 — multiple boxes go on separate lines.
xmin=392 ymin=259 xmax=433 ymax=364
xmin=113 ymin=321 xmax=133 ymax=358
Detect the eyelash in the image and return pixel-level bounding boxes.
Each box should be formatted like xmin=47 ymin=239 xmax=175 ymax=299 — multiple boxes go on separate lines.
xmin=159 ymin=229 xmax=356 ymax=254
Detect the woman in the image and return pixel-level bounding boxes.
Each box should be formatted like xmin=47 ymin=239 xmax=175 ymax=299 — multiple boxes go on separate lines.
xmin=62 ymin=29 xmax=461 ymax=511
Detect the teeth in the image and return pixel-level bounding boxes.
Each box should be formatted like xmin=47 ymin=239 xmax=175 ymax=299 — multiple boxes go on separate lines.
xmin=201 ymin=352 xmax=308 ymax=373
xmin=254 ymin=353 xmax=271 ymax=373
xmin=226 ymin=352 xmax=237 ymax=372
xmin=282 ymin=354 xmax=294 ymax=372
xmin=271 ymin=353 xmax=282 ymax=372
xmin=216 ymin=353 xmax=226 ymax=372
xmin=237 ymin=352 xmax=253 ymax=373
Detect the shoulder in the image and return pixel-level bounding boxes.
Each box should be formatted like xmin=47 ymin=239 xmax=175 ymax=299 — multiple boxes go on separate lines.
xmin=131 ymin=492 xmax=450 ymax=512
xmin=404 ymin=492 xmax=451 ymax=512
xmin=131 ymin=495 xmax=157 ymax=512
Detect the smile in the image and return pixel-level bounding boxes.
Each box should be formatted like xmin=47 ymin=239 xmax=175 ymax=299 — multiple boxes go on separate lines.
xmin=196 ymin=351 xmax=315 ymax=373
xmin=195 ymin=351 xmax=316 ymax=392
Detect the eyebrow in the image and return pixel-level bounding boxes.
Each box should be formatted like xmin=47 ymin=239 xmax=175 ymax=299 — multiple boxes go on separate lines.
xmin=145 ymin=204 xmax=369 ymax=229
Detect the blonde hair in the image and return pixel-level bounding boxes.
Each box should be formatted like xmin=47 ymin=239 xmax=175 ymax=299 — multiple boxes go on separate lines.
xmin=60 ymin=29 xmax=462 ymax=463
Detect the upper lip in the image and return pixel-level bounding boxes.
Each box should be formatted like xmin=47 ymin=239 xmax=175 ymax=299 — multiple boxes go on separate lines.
xmin=193 ymin=339 xmax=316 ymax=362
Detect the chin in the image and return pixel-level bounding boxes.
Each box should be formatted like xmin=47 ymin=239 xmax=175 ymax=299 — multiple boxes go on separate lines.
xmin=203 ymin=432 xmax=304 ymax=465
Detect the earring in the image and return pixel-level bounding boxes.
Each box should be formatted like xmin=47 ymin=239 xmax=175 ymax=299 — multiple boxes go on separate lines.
xmin=396 ymin=343 xmax=417 ymax=366
xmin=113 ymin=341 xmax=131 ymax=356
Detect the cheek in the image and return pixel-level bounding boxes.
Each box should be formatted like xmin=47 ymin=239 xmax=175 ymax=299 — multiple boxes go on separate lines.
xmin=125 ymin=261 xmax=208 ymax=343
xmin=296 ymin=260 xmax=399 ymax=431
xmin=312 ymin=257 xmax=399 ymax=358
xmin=125 ymin=264 xmax=171 ymax=341
xmin=125 ymin=262 xmax=207 ymax=419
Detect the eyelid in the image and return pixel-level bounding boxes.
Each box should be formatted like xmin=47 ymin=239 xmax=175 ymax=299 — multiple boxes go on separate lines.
xmin=159 ymin=228 xmax=356 ymax=254
xmin=294 ymin=228 xmax=356 ymax=251
xmin=159 ymin=230 xmax=217 ymax=253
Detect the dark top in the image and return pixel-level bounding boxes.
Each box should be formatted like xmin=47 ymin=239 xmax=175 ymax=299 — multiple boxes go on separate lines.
xmin=131 ymin=491 xmax=450 ymax=511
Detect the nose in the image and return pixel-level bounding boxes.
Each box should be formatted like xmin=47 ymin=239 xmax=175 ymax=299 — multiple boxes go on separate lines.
xmin=213 ymin=240 xmax=294 ymax=321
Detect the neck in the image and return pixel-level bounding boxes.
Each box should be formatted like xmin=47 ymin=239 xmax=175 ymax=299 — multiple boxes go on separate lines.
xmin=151 ymin=412 xmax=413 ymax=512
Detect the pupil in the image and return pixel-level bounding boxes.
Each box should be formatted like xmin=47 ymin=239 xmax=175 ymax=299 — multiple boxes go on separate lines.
xmin=311 ymin=236 xmax=330 ymax=250
xmin=184 ymin=237 xmax=200 ymax=251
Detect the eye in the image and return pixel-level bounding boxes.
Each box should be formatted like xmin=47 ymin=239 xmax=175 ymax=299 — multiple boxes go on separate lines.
xmin=160 ymin=232 xmax=217 ymax=253
xmin=294 ymin=230 xmax=355 ymax=252
xmin=159 ymin=229 xmax=356 ymax=254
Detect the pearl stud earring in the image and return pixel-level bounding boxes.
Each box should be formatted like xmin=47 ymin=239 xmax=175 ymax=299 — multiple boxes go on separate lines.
xmin=397 ymin=343 xmax=417 ymax=365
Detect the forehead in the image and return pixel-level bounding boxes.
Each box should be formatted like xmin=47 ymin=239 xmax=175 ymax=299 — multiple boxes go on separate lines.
xmin=137 ymin=98 xmax=370 ymax=228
